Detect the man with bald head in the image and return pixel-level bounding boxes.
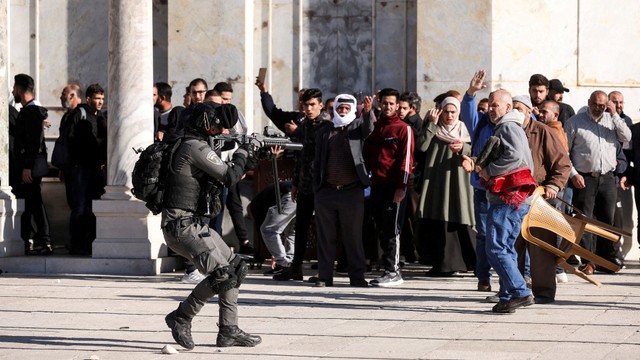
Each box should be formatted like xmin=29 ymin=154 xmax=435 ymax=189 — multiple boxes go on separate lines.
xmin=565 ymin=90 xmax=631 ymax=274
xmin=58 ymin=84 xmax=83 ymax=206
xmin=60 ymin=85 xmax=82 ymax=127
xmin=475 ymin=89 xmax=536 ymax=313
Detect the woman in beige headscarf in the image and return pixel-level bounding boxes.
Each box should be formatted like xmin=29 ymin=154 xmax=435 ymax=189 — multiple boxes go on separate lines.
xmin=414 ymin=96 xmax=476 ymax=276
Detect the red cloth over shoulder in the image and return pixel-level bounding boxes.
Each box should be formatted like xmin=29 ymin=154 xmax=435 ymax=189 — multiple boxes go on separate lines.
xmin=481 ymin=167 xmax=536 ymax=208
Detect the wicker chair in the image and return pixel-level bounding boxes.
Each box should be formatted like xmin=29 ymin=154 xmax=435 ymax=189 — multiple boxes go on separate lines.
xmin=520 ymin=186 xmax=630 ymax=287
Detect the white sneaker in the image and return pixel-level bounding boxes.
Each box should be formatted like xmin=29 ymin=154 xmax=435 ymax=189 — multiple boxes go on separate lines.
xmin=181 ymin=269 xmax=205 ymax=284
xmin=556 ymin=272 xmax=568 ymax=283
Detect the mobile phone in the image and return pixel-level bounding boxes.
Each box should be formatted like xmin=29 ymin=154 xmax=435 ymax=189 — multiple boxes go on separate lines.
xmin=257 ymin=67 xmax=267 ymax=83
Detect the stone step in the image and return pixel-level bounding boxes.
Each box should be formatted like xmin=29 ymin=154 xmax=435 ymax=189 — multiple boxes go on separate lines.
xmin=0 ymin=255 xmax=183 ymax=275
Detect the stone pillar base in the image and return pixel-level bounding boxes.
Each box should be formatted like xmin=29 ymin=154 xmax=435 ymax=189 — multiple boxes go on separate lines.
xmin=0 ymin=189 xmax=23 ymax=257
xmin=91 ymin=186 xmax=170 ymax=274
xmin=0 ymin=255 xmax=183 ymax=275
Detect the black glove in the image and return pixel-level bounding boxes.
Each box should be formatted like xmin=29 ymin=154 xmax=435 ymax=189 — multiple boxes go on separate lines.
xmin=255 ymin=148 xmax=275 ymax=161
xmin=245 ymin=154 xmax=258 ymax=170
xmin=239 ymin=141 xmax=259 ymax=158
xmin=234 ymin=145 xmax=258 ymax=170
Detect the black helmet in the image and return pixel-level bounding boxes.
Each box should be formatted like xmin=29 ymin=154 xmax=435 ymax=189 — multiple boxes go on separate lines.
xmin=187 ymin=101 xmax=238 ymax=135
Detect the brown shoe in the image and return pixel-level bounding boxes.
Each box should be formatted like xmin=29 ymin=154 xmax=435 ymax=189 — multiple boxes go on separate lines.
xmin=477 ymin=280 xmax=492 ymax=292
xmin=579 ymin=263 xmax=595 ymax=275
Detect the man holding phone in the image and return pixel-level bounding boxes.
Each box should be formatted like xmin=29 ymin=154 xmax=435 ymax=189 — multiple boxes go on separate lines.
xmin=564 ymin=91 xmax=631 ymax=274
xmin=255 ymin=69 xmax=305 ymax=136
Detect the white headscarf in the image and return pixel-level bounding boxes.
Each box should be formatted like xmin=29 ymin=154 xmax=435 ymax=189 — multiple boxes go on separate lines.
xmin=332 ymin=94 xmax=357 ymax=128
xmin=435 ymin=96 xmax=471 ymax=143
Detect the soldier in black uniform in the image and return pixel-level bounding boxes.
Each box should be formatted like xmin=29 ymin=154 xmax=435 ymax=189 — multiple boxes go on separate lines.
xmin=162 ymin=102 xmax=261 ymax=350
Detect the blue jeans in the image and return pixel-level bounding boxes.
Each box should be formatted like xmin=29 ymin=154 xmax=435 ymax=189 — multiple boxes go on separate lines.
xmin=474 ymin=189 xmax=491 ymax=282
xmin=486 ymin=203 xmax=532 ymax=302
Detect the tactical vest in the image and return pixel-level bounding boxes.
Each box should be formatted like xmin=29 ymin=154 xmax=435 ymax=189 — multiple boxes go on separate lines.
xmin=163 ymin=172 xmax=201 ymax=212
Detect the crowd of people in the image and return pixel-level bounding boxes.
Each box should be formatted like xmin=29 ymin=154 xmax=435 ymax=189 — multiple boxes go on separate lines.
xmin=8 ymin=68 xmax=639 ymax=349
xmin=250 ymin=70 xmax=637 ymax=314
xmin=10 ymin=75 xmax=107 ymax=257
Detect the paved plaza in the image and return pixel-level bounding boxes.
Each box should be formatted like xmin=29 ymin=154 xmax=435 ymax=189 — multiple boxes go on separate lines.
xmin=0 ymin=261 xmax=639 ymax=360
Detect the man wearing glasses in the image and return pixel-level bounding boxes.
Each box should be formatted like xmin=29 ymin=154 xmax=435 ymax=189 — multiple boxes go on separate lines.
xmin=175 ymin=78 xmax=208 ymax=132
xmin=564 ymin=91 xmax=631 ymax=274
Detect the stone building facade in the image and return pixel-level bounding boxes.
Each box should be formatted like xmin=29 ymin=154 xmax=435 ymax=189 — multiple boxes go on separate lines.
xmin=0 ymin=0 xmax=638 ymax=274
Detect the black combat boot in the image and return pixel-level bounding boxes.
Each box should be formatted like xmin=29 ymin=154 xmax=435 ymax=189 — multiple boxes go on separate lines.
xmin=165 ymin=304 xmax=195 ymax=350
xmin=216 ymin=325 xmax=262 ymax=347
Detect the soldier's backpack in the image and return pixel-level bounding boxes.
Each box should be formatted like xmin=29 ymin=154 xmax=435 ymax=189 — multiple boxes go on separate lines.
xmin=131 ymin=138 xmax=181 ymax=214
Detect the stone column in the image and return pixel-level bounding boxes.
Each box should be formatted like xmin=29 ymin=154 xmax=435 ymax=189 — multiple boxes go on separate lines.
xmin=91 ymin=0 xmax=177 ymax=274
xmin=0 ymin=0 xmax=23 ymax=257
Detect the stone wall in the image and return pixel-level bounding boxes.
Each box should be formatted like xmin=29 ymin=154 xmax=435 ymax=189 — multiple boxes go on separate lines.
xmin=417 ymin=0 xmax=640 ymax=119
xmin=8 ymin=0 xmax=640 ymax=128
xmin=5 ymin=0 xmax=640 ymax=262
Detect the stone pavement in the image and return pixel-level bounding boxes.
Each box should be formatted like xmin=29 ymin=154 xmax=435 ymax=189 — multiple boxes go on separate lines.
xmin=0 ymin=261 xmax=639 ymax=360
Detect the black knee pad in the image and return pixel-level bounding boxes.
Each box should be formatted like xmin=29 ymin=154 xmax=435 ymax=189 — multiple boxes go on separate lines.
xmin=228 ymin=256 xmax=248 ymax=288
xmin=206 ymin=268 xmax=237 ymax=294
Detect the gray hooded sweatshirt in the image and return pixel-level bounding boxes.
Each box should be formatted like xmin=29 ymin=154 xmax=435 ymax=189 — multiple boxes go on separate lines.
xmin=485 ymin=110 xmax=534 ymax=205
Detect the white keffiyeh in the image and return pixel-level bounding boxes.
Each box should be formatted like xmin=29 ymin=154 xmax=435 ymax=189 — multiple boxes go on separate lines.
xmin=332 ymin=94 xmax=357 ymax=127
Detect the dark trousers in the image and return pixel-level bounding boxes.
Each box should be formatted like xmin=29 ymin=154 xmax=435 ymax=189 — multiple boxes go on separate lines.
xmin=572 ymin=172 xmax=618 ymax=262
xmin=515 ymin=228 xmax=557 ymax=301
xmin=20 ymin=177 xmax=51 ymax=246
xmin=635 ymin=186 xmax=640 ymax=249
xmin=399 ymin=183 xmax=419 ymax=262
xmin=62 ymin=167 xmax=73 ymax=207
xmin=163 ymin=220 xmax=238 ymax=325
xmin=69 ymin=165 xmax=100 ymax=253
xmin=614 ymin=186 xmax=634 ymax=253
xmin=314 ymin=186 xmax=366 ymax=281
xmin=371 ymin=185 xmax=406 ymax=273
xmin=362 ymin=196 xmax=379 ymax=262
xmin=292 ymin=191 xmax=315 ymax=265
xmin=226 ymin=181 xmax=248 ymax=241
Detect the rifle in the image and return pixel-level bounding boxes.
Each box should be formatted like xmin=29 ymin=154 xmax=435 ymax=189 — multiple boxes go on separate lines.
xmin=210 ymin=133 xmax=303 ymax=153
xmin=212 ymin=130 xmax=302 ymax=214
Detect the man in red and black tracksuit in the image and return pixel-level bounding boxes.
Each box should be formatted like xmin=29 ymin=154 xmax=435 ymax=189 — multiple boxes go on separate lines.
xmin=364 ymin=88 xmax=414 ymax=287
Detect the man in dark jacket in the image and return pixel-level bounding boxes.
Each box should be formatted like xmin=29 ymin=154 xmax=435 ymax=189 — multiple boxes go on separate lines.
xmin=397 ymin=91 xmax=423 ymax=264
xmin=12 ymin=73 xmax=52 ymax=255
xmin=312 ymin=94 xmax=374 ymax=287
xmin=58 ymin=84 xmax=83 ymax=207
xmin=255 ymin=78 xmax=305 ymax=136
xmin=268 ymin=88 xmax=332 ymax=281
xmin=66 ymin=83 xmax=108 ymax=255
